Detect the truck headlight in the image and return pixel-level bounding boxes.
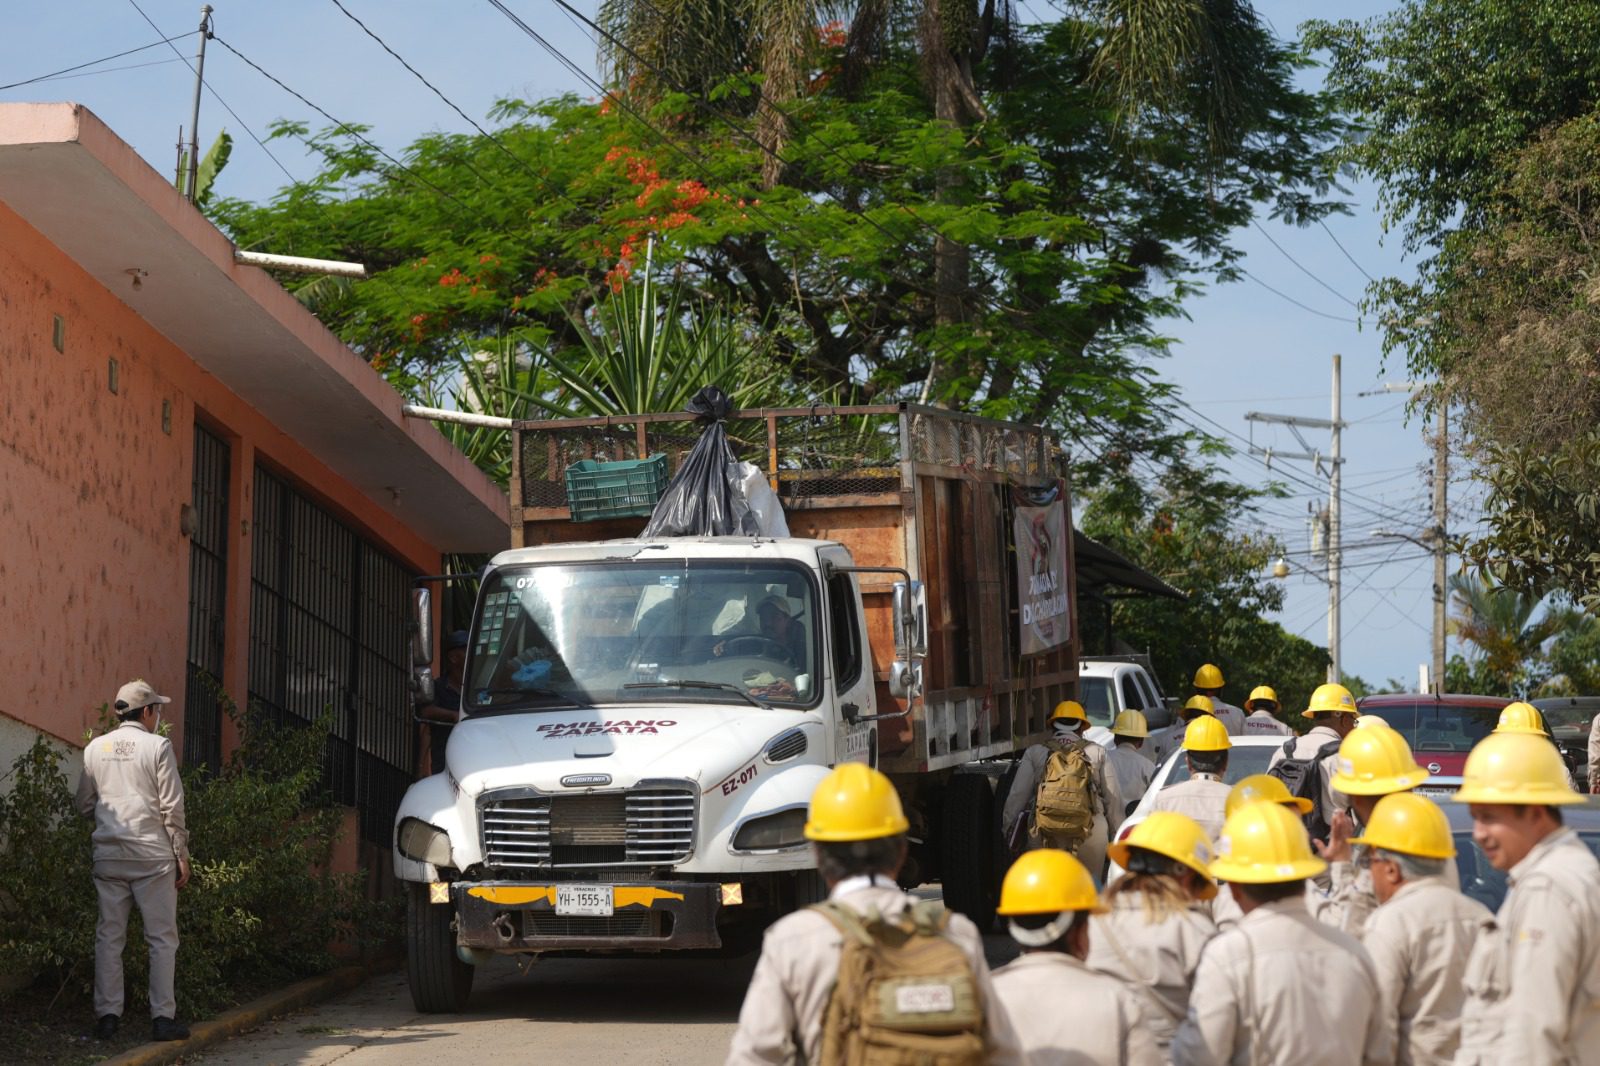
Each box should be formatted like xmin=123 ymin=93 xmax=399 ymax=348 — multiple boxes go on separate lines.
xmin=397 ymin=817 xmax=453 ymax=867
xmin=731 ymin=808 xmax=809 ymax=851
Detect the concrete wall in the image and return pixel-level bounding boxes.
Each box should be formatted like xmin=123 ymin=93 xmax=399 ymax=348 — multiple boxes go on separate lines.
xmin=0 ymin=198 xmax=443 ymax=759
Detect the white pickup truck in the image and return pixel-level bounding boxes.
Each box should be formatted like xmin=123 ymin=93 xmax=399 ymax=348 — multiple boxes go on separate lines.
xmin=1077 ymin=656 xmax=1181 ymax=763
xmin=392 ymin=405 xmax=1080 ymax=1011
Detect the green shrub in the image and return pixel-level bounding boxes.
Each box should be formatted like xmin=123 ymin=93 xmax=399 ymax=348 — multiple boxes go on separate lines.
xmin=0 ymin=700 xmax=398 ymax=1020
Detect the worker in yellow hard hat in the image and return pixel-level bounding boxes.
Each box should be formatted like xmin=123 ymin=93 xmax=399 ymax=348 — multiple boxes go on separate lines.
xmin=1351 ymin=793 xmax=1489 ymax=1066
xmin=1492 ymin=701 xmax=1548 ymax=737
xmin=1103 ymin=710 xmax=1155 ymax=838
xmin=1192 ymin=663 xmax=1245 ymax=735
xmin=991 ymin=851 xmax=1159 ymax=1063
xmin=1453 ymin=732 xmax=1599 ymax=1064
xmin=729 ymin=764 xmax=1022 ymax=1063
xmin=1224 ymin=774 xmax=1314 ymax=820
xmin=1266 ymin=682 xmax=1360 ymax=847
xmin=999 ymin=701 xmax=1112 ymax=881
xmin=1242 ymin=685 xmax=1294 ymax=737
xmin=1145 ymin=716 xmax=1232 ymax=841
xmin=1091 ymin=813 xmax=1218 ymax=1052
xmin=1170 ymin=802 xmax=1391 ymax=1065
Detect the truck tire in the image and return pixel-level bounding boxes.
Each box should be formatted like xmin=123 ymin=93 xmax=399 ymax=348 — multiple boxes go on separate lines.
xmin=941 ymin=773 xmax=998 ymax=933
xmin=406 ymin=882 xmax=473 ymax=1013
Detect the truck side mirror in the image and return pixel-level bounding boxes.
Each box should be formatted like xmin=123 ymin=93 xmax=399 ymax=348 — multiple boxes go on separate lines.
xmin=892 ymin=581 xmax=928 ymax=661
xmin=411 ymin=587 xmax=434 ymax=667
xmin=888 ymin=660 xmax=923 ymax=700
xmin=411 ymin=667 xmax=436 ymax=709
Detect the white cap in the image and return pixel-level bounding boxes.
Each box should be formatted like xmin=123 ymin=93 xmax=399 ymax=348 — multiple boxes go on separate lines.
xmin=115 ymin=679 xmax=172 ymax=713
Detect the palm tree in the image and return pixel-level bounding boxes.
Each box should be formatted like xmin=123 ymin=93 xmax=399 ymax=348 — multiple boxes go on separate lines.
xmin=1446 ymin=573 xmax=1559 ymax=690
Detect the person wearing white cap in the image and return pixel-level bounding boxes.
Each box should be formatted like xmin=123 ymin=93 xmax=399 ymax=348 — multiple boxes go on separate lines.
xmin=74 ymin=680 xmax=191 ymax=1043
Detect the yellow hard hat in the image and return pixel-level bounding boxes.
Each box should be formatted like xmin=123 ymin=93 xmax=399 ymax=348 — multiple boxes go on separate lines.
xmin=1182 ymin=714 xmax=1231 ymax=752
xmin=1355 ymin=714 xmax=1388 ymax=729
xmin=803 ymin=763 xmax=910 ymax=841
xmin=1350 ymin=792 xmax=1456 ymax=860
xmin=1245 ymin=685 xmax=1279 ymax=710
xmin=1305 ymin=682 xmax=1358 ymax=716
xmin=1328 ymin=723 xmax=1431 ymax=796
xmin=1451 ymin=732 xmax=1585 ymax=806
xmin=997 ymin=848 xmax=1106 ymax=916
xmin=1182 ymin=695 xmax=1216 ymax=717
xmin=1493 ymin=701 xmax=1547 ymax=736
xmin=1193 ymin=663 xmax=1225 ymax=690
xmin=1225 ymin=773 xmax=1313 ymax=819
xmin=1105 ymin=812 xmax=1218 ymax=901
xmin=1051 ymin=700 xmax=1088 ymax=723
xmin=1111 ymin=709 xmax=1149 ymax=738
xmin=1210 ymin=800 xmax=1328 ymax=884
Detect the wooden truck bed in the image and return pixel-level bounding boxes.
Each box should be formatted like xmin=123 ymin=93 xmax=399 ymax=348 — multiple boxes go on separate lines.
xmin=509 ymin=404 xmax=1076 ymax=775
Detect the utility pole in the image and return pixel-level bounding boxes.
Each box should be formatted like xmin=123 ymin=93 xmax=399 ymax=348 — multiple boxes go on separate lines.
xmin=183 ymin=6 xmax=214 ymax=202
xmin=1329 ymin=354 xmax=1342 ymax=684
xmin=1246 ymin=353 xmax=1347 ymax=683
xmin=1431 ymin=402 xmax=1447 ymax=692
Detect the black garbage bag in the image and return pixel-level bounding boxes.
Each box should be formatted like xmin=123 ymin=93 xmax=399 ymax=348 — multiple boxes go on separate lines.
xmin=641 ymin=386 xmax=760 ymax=537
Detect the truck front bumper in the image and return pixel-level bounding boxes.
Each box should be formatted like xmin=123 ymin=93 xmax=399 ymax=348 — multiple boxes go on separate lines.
xmin=452 ymin=880 xmax=723 ymax=952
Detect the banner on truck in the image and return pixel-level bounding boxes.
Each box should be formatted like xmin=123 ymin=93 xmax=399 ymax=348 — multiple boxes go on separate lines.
xmin=1014 ymin=494 xmax=1071 ymax=655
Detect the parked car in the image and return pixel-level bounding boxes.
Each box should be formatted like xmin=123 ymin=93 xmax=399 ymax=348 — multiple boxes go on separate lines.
xmin=1079 ymin=656 xmax=1180 ymax=759
xmin=1106 ymin=735 xmax=1287 ymax=879
xmin=1355 ymin=693 xmax=1510 ymax=793
xmin=1446 ymin=797 xmax=1600 ymax=913
xmin=1531 ymin=696 xmax=1600 ymax=788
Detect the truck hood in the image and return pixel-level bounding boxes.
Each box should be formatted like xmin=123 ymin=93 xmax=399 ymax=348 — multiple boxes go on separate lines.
xmin=447 ymin=703 xmax=817 ymax=795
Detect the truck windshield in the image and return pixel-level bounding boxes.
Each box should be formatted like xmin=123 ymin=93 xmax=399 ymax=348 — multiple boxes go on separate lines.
xmin=464 ymin=560 xmax=819 ymax=713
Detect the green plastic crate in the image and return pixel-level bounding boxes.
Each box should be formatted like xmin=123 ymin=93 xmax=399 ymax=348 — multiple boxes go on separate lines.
xmin=563 ymin=453 xmax=669 ymax=522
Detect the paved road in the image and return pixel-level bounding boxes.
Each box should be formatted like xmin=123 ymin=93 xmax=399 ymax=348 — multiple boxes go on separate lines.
xmin=192 ymin=913 xmax=1019 ymax=1065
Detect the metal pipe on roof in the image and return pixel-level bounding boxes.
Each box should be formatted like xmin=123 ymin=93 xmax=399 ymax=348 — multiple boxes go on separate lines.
xmin=233 ymin=250 xmax=368 ymax=277
xmin=401 ymin=405 xmax=515 ymax=429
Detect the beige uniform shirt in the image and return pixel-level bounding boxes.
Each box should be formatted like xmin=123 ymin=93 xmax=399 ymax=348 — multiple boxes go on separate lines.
xmin=1243 ymin=710 xmax=1294 ymax=737
xmin=1314 ymin=846 xmax=1460 ymax=939
xmin=1171 ymin=895 xmax=1395 ymax=1066
xmin=1210 ymin=700 xmax=1247 ymax=736
xmin=1267 ymin=724 xmax=1350 ymax=829
xmin=991 ymin=950 xmax=1162 ymax=1065
xmin=1360 ymin=877 xmax=1488 ymax=1066
xmin=1088 ymin=894 xmax=1217 ymax=1049
xmin=74 ymin=720 xmax=189 ymax=863
xmin=725 ymin=881 xmax=1020 ymax=1065
xmin=1455 ymin=828 xmax=1600 ymax=1066
xmin=1588 ymin=713 xmax=1600 ymax=792
xmin=1147 ymin=773 xmax=1231 ymax=842
xmin=1103 ymin=745 xmax=1155 ymax=834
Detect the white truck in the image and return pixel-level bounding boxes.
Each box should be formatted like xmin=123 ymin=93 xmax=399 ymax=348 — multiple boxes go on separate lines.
xmin=392 ymin=405 xmax=1080 ymax=1011
xmin=1077 ymin=655 xmax=1181 ymax=763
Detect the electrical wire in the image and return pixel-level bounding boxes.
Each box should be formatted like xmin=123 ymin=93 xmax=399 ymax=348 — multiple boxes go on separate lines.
xmin=16 ymin=56 xmax=189 ymax=85
xmin=1240 ymin=268 xmax=1360 ymax=324
xmin=0 ymin=30 xmax=197 ymax=91
xmin=122 ymin=0 xmax=301 ymax=189
xmin=1251 ymin=219 xmax=1359 ymax=308
xmin=1319 ymin=218 xmax=1377 ymax=283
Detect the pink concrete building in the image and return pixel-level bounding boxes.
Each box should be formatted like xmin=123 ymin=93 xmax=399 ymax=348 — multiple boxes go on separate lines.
xmin=0 ymin=103 xmax=506 ymax=846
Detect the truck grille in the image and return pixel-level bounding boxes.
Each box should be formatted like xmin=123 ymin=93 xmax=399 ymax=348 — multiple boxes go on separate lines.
xmin=480 ymin=785 xmax=696 ymax=869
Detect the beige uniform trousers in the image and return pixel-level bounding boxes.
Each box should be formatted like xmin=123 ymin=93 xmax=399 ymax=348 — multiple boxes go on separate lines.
xmin=1001 ymin=737 xmax=1112 ymax=880
xmin=725 ymin=883 xmax=1020 ymax=1064
xmin=1087 ymin=895 xmax=1217 ymax=1050
xmin=93 ymin=859 xmax=179 ymax=1019
xmin=1171 ymin=895 xmax=1395 ymax=1066
xmin=1455 ymin=828 xmax=1600 ymax=1066
xmin=1360 ymin=876 xmax=1488 ymax=1066
xmin=990 ymin=951 xmax=1162 ymax=1065
xmin=1147 ymin=773 xmax=1231 ymax=842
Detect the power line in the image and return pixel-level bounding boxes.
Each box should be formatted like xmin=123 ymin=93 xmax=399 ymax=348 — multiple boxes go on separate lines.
xmin=0 ymin=30 xmax=197 ymax=92
xmin=1251 ymin=219 xmax=1359 ymax=308
xmin=18 ymin=56 xmax=189 ymax=85
xmin=1319 ymin=218 xmax=1377 ymax=283
xmin=122 ymin=0 xmax=300 ymax=188
xmin=1241 ymin=268 xmax=1360 ymax=324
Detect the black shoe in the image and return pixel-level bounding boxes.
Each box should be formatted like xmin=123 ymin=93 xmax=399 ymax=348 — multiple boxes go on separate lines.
xmin=94 ymin=1015 xmax=119 ymax=1040
xmin=150 ymin=1017 xmax=190 ymax=1042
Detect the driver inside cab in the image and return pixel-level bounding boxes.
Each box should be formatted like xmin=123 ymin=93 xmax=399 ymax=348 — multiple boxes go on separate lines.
xmin=713 ymin=594 xmax=808 ymax=667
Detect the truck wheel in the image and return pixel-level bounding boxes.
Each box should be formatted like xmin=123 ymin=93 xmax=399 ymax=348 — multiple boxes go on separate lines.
xmin=406 ymin=882 xmax=473 ymax=1013
xmin=941 ymin=773 xmax=998 ymax=933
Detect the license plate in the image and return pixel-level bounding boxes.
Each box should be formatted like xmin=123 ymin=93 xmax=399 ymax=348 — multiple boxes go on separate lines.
xmin=1414 ymin=786 xmax=1453 ymax=797
xmin=555 ymin=884 xmax=613 ymax=916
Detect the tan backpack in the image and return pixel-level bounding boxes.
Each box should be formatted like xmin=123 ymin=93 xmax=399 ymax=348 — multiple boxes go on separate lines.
xmin=1031 ymin=736 xmax=1097 ymax=850
xmin=812 ymin=900 xmax=986 ymax=1065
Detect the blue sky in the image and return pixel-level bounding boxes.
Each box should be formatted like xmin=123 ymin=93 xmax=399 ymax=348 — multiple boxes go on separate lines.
xmin=1 ymin=1 xmax=1461 ymax=689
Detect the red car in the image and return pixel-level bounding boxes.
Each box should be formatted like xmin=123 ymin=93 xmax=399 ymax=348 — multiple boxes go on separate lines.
xmin=1354 ymin=693 xmax=1512 ymax=793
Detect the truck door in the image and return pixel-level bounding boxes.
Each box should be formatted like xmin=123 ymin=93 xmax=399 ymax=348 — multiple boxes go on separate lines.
xmin=823 ymin=554 xmax=877 ymax=766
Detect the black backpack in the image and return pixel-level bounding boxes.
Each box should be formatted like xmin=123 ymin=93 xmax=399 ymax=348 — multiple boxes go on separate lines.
xmin=1267 ymin=736 xmax=1342 ymax=844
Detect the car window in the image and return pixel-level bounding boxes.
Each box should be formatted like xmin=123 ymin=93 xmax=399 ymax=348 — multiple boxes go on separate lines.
xmin=1362 ymin=702 xmax=1500 ymax=752
xmin=1162 ymin=745 xmax=1277 ymax=787
xmin=1452 ymin=830 xmax=1600 ymax=914
xmin=1079 ymin=678 xmax=1115 ymax=725
xmin=1136 ymin=673 xmax=1161 ymax=709
xmin=1121 ymin=674 xmax=1145 ymax=711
